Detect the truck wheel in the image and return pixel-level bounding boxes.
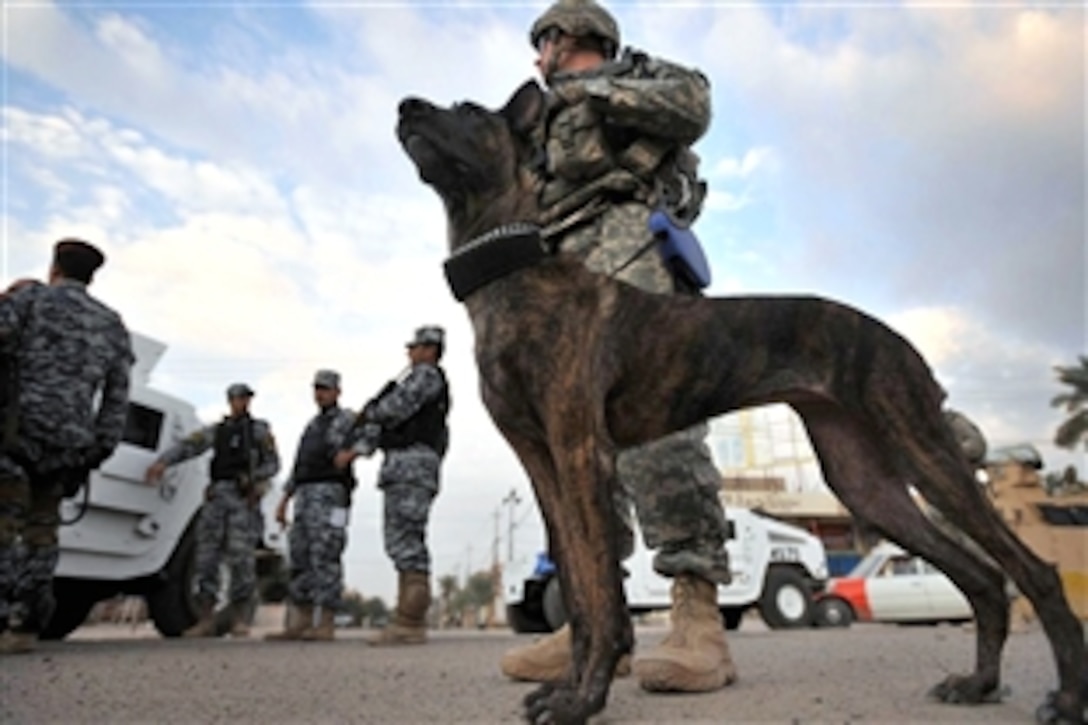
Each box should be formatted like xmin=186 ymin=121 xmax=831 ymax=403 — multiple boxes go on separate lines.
xmin=147 ymin=525 xmax=199 ymax=637
xmin=759 ymin=567 xmax=813 ymax=629
xmin=542 ymin=576 xmax=568 ymax=631
xmin=813 ymin=597 xmax=853 ymax=628
xmin=719 ymin=606 xmax=746 ymax=631
xmin=39 ymin=579 xmax=106 ymax=641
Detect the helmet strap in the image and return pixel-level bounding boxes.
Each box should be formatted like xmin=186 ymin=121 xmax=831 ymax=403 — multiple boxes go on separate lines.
xmin=542 ymin=27 xmax=566 ymax=82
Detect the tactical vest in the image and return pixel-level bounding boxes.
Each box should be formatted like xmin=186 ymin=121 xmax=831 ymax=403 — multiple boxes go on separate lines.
xmin=209 ymin=416 xmax=254 ymax=481
xmin=292 ymin=408 xmax=356 ymax=487
xmin=379 ymin=368 xmax=450 ymax=455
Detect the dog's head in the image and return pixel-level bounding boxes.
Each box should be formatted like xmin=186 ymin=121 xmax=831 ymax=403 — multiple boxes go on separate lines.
xmin=396 ymin=81 xmax=545 ymax=249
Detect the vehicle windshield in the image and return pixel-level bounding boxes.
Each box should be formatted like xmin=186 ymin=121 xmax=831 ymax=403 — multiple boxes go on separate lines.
xmin=846 ymin=549 xmax=888 ymax=579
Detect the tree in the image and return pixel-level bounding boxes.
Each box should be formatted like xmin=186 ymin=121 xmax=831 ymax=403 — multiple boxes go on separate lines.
xmin=341 ymin=589 xmax=389 ymax=628
xmin=1051 ymin=355 xmax=1088 ymax=450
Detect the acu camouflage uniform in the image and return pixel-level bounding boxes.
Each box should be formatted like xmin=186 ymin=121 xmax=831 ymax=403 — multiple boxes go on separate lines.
xmin=539 ymin=48 xmax=730 ymax=583
xmin=284 ymin=403 xmax=356 ymax=610
xmin=155 ymin=415 xmax=280 ymax=608
xmin=352 ymin=363 xmax=450 ymax=574
xmin=0 ymin=280 xmax=133 ymax=631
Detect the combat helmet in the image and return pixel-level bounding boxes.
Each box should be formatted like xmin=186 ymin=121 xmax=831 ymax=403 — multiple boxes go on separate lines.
xmin=530 ymin=0 xmax=620 ymax=58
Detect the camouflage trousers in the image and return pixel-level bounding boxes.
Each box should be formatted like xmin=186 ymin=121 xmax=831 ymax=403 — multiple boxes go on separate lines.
xmin=194 ymin=479 xmax=259 ymax=607
xmin=287 ymin=482 xmax=349 ymax=609
xmin=0 ymin=455 xmax=61 ymax=629
xmin=381 ymin=481 xmax=436 ymax=574
xmin=560 ymin=201 xmax=730 ymax=584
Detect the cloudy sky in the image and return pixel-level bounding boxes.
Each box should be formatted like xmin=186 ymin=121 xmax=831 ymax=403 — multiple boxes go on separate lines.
xmin=3 ymin=1 xmax=1083 ymax=603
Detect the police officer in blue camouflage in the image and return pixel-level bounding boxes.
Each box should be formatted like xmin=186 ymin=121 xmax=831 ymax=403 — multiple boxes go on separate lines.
xmin=266 ymin=369 xmax=356 ymax=642
xmin=145 ymin=382 xmax=280 ymax=638
xmin=335 ymin=325 xmax=450 ymax=646
xmin=0 ymin=239 xmax=134 ymax=654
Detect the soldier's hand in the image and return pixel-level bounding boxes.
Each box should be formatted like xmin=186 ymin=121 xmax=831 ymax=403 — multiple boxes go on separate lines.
xmin=333 ymin=449 xmax=356 ymax=470
xmin=275 ymin=498 xmax=289 ymax=529
xmin=144 ymin=461 xmax=166 ymax=484
xmin=551 ymin=78 xmax=588 ymax=106
xmin=1 ymin=277 xmax=41 ymax=299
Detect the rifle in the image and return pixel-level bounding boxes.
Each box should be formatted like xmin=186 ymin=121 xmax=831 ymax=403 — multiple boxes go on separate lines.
xmin=238 ymin=415 xmax=263 ymax=508
xmin=354 ymin=365 xmax=412 ymax=429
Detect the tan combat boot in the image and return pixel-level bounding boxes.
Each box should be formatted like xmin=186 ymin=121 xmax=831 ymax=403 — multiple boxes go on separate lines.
xmin=183 ymin=602 xmax=218 ymax=638
xmin=369 ymin=570 xmax=430 ymax=646
xmin=0 ymin=629 xmax=36 ymax=655
xmin=499 ymin=623 xmax=633 ymax=682
xmin=265 ymin=603 xmax=314 ymax=641
xmin=633 ymin=573 xmax=738 ymax=692
xmin=228 ymin=601 xmax=251 ymax=638
xmin=301 ymin=607 xmax=335 ymax=642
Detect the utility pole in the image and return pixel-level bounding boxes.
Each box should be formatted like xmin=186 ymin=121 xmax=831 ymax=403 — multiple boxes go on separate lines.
xmin=491 ymin=507 xmax=501 ymax=569
xmin=502 ymin=488 xmax=522 ymax=562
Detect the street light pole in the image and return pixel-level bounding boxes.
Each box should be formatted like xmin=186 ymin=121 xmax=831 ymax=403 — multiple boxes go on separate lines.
xmin=502 ymin=488 xmax=522 ymax=562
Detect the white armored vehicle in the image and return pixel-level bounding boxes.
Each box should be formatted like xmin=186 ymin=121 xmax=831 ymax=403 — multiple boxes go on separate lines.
xmin=42 ymin=333 xmax=285 ymax=639
xmin=504 ymin=506 xmax=829 ymax=632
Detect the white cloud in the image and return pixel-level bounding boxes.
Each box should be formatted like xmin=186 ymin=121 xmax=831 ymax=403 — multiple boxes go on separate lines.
xmin=711 ymin=147 xmax=776 ymax=180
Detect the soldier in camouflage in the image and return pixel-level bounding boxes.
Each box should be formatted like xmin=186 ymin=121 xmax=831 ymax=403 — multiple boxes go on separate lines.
xmin=500 ymin=0 xmax=737 ymax=694
xmin=335 ymin=325 xmax=450 ymax=646
xmin=266 ymin=369 xmax=356 ymax=642
xmin=145 ymin=382 xmax=280 ymax=638
xmin=0 ymin=239 xmax=134 ymax=654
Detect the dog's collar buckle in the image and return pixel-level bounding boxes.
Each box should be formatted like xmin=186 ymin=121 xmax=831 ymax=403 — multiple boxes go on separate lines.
xmin=443 ymin=224 xmax=548 ymax=302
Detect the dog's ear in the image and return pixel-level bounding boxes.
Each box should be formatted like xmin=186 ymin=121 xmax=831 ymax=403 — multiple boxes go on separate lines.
xmin=500 ymin=80 xmax=545 ymax=139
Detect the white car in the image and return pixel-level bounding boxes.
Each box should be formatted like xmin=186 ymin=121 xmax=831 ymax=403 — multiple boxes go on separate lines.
xmin=813 ymin=542 xmax=972 ymax=626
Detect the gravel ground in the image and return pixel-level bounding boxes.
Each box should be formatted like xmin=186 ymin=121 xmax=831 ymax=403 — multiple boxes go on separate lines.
xmin=0 ymin=619 xmax=1070 ymax=724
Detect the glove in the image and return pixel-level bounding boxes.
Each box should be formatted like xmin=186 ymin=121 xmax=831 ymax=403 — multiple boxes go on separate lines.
xmin=551 ymin=77 xmax=610 ymax=108
xmin=551 ymin=78 xmax=588 ymax=106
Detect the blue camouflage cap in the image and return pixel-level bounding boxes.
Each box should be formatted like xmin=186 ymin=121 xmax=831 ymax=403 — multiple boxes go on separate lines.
xmin=406 ymin=325 xmax=445 ymax=348
xmin=313 ymin=369 xmax=340 ymax=389
xmin=226 ymin=382 xmax=255 ymax=398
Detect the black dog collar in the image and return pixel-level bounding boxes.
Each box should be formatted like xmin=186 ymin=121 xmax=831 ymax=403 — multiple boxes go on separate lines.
xmin=443 ymin=224 xmax=548 ymax=302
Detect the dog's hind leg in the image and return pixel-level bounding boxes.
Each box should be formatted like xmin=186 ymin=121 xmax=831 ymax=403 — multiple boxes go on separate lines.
xmin=908 ymin=446 xmax=1087 ymax=724
xmin=797 ymin=402 xmax=1010 ymax=706
xmin=496 ymin=422 xmax=631 ymax=725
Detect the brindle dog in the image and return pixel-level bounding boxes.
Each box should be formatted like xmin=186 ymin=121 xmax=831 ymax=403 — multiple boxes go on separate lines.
xmin=396 ymin=81 xmax=1087 ymax=725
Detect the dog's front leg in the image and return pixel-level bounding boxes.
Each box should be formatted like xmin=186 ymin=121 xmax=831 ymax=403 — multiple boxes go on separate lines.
xmin=500 ymin=424 xmax=631 ymax=725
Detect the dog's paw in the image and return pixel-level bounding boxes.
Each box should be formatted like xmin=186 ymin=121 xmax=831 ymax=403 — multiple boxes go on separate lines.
xmin=523 ymin=683 xmax=594 ymax=725
xmin=1035 ymin=690 xmax=1087 ymax=725
xmin=927 ymin=673 xmax=1003 ymax=705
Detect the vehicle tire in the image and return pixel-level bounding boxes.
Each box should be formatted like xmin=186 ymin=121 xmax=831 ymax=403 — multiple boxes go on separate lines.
xmin=759 ymin=567 xmax=813 ymax=629
xmin=542 ymin=576 xmax=568 ymax=631
xmin=147 ymin=523 xmax=199 ymax=637
xmin=720 ymin=606 xmax=746 ymax=631
xmin=813 ymin=597 xmax=853 ymax=628
xmin=506 ymin=604 xmax=551 ymax=634
xmin=39 ymin=578 xmax=106 ymax=641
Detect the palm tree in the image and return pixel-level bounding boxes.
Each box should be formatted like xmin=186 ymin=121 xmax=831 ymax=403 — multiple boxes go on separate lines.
xmin=1051 ymin=355 xmax=1088 ymax=449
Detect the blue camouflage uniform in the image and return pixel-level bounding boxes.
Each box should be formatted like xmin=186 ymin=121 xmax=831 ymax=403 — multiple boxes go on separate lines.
xmin=155 ymin=413 xmax=280 ymax=608
xmin=284 ymin=401 xmax=356 ymax=610
xmin=353 ymin=363 xmax=450 ymax=574
xmin=0 ymin=277 xmax=133 ymax=632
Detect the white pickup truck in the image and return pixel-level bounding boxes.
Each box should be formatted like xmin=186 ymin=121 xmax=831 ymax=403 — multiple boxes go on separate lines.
xmin=40 ymin=333 xmax=286 ymax=639
xmin=504 ymin=506 xmax=829 ymax=632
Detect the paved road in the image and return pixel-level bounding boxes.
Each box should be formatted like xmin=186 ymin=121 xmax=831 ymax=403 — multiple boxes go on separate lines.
xmin=0 ymin=619 xmax=1063 ymax=723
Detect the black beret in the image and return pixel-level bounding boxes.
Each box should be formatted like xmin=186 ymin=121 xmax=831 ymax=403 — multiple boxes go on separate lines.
xmin=53 ymin=238 xmax=105 ymax=276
